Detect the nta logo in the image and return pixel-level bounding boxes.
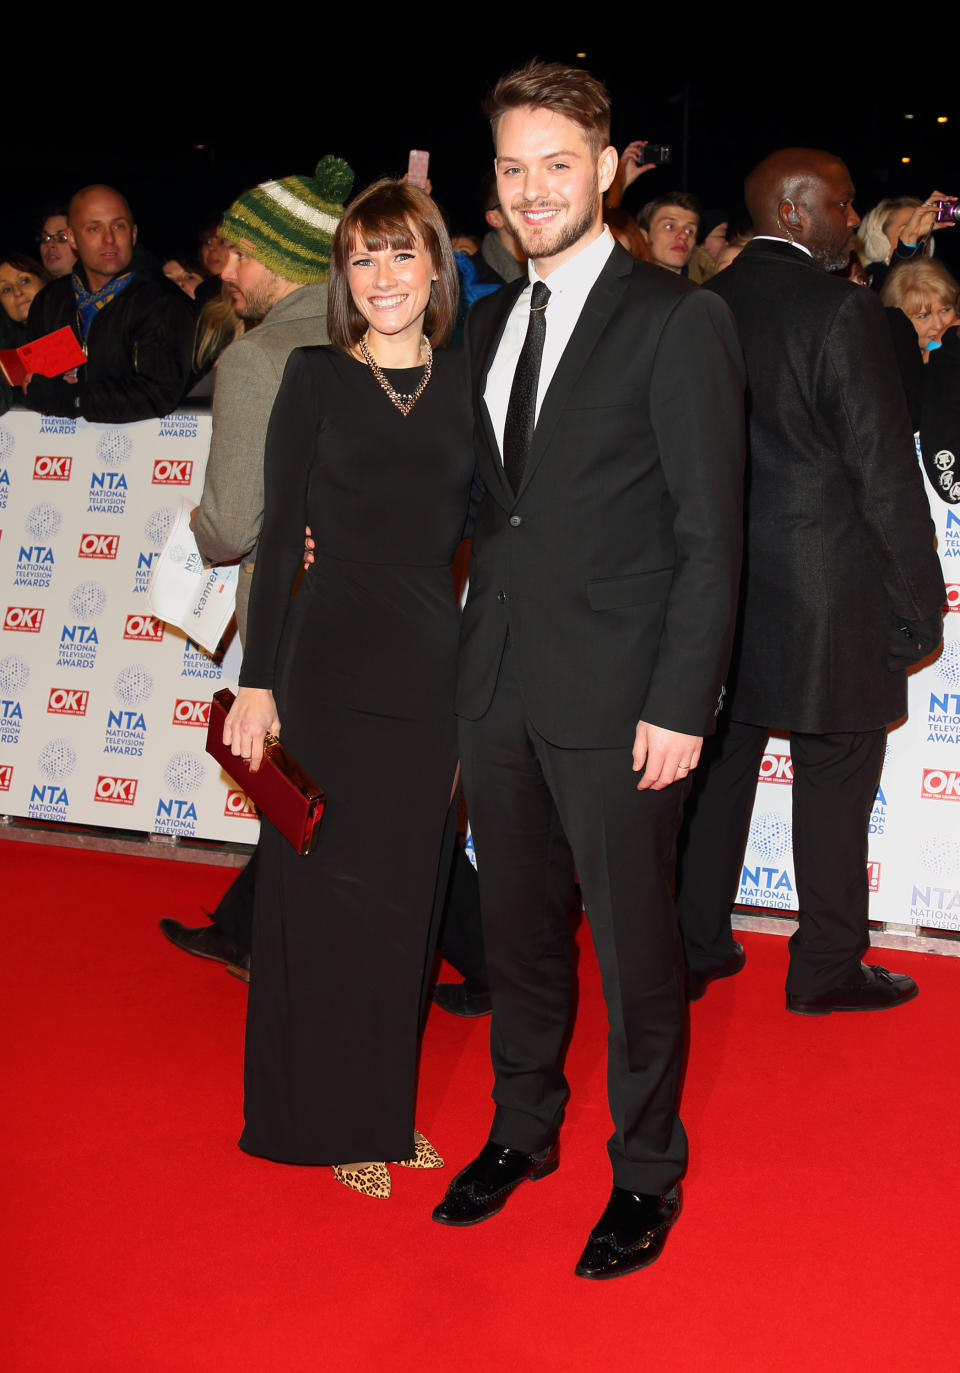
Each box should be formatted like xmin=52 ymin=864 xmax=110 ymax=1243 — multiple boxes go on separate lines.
xmin=123 ymin=614 xmax=164 ymax=642
xmin=173 ymin=699 xmax=211 ymax=727
xmin=33 ymin=455 xmax=72 ymax=481
xmin=152 ymin=459 xmax=193 ymax=486
xmin=47 ymin=687 xmax=89 ymax=716
xmin=79 ymin=533 xmax=119 ymax=560
xmin=921 ymin=768 xmax=960 ymax=801
xmin=94 ymin=775 xmax=138 ymax=805
xmin=4 ymin=606 xmax=43 ymax=632
xmin=224 ymin=789 xmax=257 ymax=818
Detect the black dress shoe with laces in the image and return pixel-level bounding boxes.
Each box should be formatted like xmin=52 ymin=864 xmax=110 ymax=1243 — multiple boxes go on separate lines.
xmin=431 ymin=982 xmax=492 ymax=1017
xmin=158 ymin=918 xmax=250 ymax=976
xmin=786 ymin=963 xmax=918 ymax=1016
xmin=431 ymin=1140 xmax=558 ymax=1226
xmin=686 ymin=941 xmax=746 ymax=1001
xmin=574 ymin=1184 xmax=681 ymax=1280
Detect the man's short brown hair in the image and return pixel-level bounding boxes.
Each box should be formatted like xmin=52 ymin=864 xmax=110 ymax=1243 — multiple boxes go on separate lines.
xmin=484 ymin=60 xmax=612 ymax=160
xmin=636 ymin=192 xmax=702 ymax=234
xmin=328 ymin=180 xmax=459 ymax=351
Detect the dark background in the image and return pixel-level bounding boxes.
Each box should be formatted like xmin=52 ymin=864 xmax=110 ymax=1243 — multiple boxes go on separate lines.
xmin=7 ymin=44 xmax=958 ymax=274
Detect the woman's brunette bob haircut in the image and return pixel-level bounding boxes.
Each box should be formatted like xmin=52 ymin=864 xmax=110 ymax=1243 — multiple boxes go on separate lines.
xmin=328 ymin=180 xmax=459 ymax=351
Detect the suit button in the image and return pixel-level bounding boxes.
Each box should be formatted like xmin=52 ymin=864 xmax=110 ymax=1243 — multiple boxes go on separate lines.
xmin=497 ymin=591 xmax=507 ymax=603
xmin=509 ymin=515 xmax=522 ymax=527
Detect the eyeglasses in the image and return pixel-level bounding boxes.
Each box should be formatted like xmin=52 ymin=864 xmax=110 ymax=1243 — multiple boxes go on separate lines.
xmin=38 ymin=231 xmax=70 ymax=245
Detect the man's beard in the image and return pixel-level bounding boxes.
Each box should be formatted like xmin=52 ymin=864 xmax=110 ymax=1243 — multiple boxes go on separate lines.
xmin=807 ymin=226 xmax=855 ymax=273
xmin=503 ymin=189 xmax=599 ymax=261
xmin=233 ymin=284 xmax=276 ymax=321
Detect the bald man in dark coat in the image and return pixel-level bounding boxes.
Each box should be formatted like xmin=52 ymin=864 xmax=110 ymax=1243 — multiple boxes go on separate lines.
xmin=677 ymin=148 xmax=945 ymax=1015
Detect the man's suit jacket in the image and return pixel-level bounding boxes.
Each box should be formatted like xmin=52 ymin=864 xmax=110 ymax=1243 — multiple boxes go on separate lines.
xmin=457 ymin=242 xmax=746 ymax=750
xmin=705 ymin=239 xmax=945 ymax=733
xmin=193 ymin=284 xmax=329 ymax=646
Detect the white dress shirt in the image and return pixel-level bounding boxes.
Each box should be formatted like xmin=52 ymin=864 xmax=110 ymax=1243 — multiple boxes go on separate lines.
xmin=484 ymin=228 xmax=617 ymax=461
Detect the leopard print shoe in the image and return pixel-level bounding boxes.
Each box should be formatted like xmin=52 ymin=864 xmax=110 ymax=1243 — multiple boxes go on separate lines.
xmin=396 ymin=1130 xmax=444 ymax=1170
xmin=331 ymin=1162 xmax=391 ymax=1198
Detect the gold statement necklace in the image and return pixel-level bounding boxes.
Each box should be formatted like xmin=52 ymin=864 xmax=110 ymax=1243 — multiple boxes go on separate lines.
xmin=359 ymin=334 xmax=432 ymax=417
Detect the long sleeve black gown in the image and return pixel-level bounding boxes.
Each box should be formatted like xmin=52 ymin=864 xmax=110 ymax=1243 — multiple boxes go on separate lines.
xmin=236 ymin=344 xmax=474 ymax=1165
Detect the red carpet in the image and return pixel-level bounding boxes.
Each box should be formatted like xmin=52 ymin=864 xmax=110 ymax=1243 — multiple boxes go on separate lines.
xmin=3 ymin=839 xmax=958 ymax=1372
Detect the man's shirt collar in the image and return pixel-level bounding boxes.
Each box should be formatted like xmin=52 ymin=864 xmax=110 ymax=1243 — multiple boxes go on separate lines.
xmin=751 ymin=234 xmax=814 ymax=260
xmin=527 ymin=226 xmax=616 ymax=296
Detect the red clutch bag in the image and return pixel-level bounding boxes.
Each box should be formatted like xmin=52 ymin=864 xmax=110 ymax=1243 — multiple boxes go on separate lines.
xmin=205 ymin=688 xmax=326 ymax=856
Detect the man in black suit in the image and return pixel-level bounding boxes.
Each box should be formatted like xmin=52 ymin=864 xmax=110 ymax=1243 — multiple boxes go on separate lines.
xmin=432 ymin=61 xmax=746 ymax=1279
xmin=677 ymin=149 xmax=945 ymax=1014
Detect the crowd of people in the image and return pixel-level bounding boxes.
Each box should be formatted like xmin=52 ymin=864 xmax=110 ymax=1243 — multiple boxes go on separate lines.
xmin=3 ymin=59 xmax=951 ymax=1282
xmin=5 ymin=142 xmax=959 ymax=504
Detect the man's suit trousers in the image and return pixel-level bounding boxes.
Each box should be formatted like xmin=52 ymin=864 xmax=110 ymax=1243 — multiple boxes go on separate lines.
xmin=459 ymin=643 xmax=688 ymax=1194
xmin=676 ymin=719 xmax=886 ymax=995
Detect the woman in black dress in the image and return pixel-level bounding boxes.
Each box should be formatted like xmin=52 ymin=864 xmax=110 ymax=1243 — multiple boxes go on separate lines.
xmin=223 ymin=181 xmax=474 ymax=1197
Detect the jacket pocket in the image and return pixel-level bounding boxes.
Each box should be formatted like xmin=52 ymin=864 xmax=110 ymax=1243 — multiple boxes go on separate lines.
xmin=586 ymin=568 xmax=674 ymax=611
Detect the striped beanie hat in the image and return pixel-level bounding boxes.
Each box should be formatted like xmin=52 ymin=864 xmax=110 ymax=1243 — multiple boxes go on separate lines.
xmin=220 ymin=155 xmax=354 ymax=283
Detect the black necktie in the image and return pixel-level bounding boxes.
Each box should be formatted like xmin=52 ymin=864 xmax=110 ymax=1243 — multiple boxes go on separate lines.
xmin=503 ymin=280 xmax=550 ymax=493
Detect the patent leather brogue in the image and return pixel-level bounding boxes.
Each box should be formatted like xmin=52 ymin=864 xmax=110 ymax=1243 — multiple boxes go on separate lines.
xmin=574 ymin=1184 xmax=681 ymax=1280
xmin=786 ymin=963 xmax=918 ymax=1016
xmin=159 ymin=918 xmax=250 ymax=975
xmin=686 ymin=941 xmax=746 ymax=1001
xmin=431 ymin=982 xmax=492 ymax=1017
xmin=431 ymin=1140 xmax=558 ymax=1226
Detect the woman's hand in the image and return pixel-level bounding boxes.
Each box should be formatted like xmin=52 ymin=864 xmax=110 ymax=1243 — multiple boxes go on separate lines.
xmin=223 ymin=687 xmax=280 ymax=773
xmin=605 ymin=141 xmax=655 ymax=208
xmin=901 ymin=191 xmax=955 ymax=248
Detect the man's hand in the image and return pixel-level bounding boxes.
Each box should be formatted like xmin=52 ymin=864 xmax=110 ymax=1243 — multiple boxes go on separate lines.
xmin=222 ymin=686 xmax=280 ymax=773
xmin=303 ymin=524 xmax=314 ymax=569
xmin=632 ymin=720 xmax=702 ymax=790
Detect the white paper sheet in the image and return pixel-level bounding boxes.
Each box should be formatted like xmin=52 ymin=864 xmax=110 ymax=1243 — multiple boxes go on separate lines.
xmin=147 ymin=497 xmax=238 ymax=652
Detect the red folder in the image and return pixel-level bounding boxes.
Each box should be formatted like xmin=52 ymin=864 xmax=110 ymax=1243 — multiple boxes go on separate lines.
xmin=0 ymin=327 xmax=87 ymax=387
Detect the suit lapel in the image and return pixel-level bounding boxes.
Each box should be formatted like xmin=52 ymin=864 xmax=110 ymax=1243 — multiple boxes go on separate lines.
xmin=517 ymin=245 xmax=633 ymax=498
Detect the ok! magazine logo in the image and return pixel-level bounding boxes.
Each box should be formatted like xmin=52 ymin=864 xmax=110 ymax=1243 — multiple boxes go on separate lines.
xmin=123 ymin=614 xmax=164 ymax=643
xmin=33 ymin=455 xmax=72 ymax=481
xmin=921 ymin=768 xmax=960 ymax=801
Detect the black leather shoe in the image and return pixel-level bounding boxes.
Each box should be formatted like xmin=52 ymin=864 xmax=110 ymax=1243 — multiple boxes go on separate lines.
xmin=786 ymin=963 xmax=918 ymax=1016
xmin=574 ymin=1184 xmax=681 ymax=1280
xmin=159 ymin=918 xmax=250 ymax=974
xmin=431 ymin=982 xmax=492 ymax=1017
xmin=686 ymin=941 xmax=746 ymax=1001
xmin=432 ymin=1140 xmax=558 ymax=1226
